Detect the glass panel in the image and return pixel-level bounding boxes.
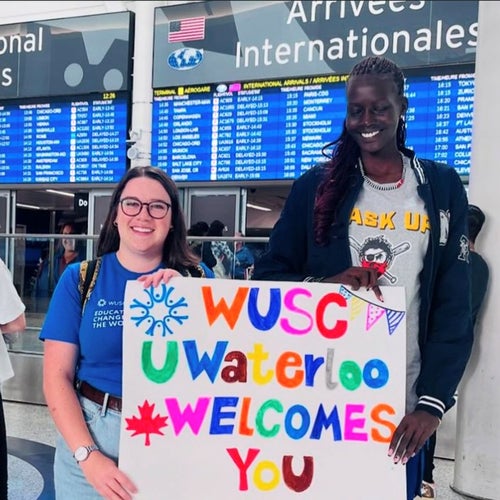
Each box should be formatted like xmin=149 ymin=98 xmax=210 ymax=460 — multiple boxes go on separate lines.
xmin=0 ymin=233 xmax=96 ymax=355
xmin=0 ymin=233 xmax=269 ymax=356
xmin=187 ymin=234 xmax=268 ymax=280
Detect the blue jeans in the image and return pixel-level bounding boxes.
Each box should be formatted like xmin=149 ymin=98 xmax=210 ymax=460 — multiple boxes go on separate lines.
xmin=407 ymin=448 xmax=425 ymax=500
xmin=54 ymin=395 xmax=121 ymax=499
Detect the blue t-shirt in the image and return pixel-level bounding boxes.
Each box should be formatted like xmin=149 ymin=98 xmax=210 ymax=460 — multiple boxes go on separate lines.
xmin=201 ymin=261 xmax=215 ymax=278
xmin=39 ymin=253 xmax=164 ymax=397
xmin=40 ymin=254 xmax=214 ymax=397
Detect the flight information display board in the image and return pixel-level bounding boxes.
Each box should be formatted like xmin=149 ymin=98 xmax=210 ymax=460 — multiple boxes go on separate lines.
xmin=0 ymin=91 xmax=129 ymax=185
xmin=152 ymin=65 xmax=474 ymax=182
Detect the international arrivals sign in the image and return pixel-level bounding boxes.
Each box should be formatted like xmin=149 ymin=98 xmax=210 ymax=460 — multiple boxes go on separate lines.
xmin=153 ymin=0 xmax=478 ymax=87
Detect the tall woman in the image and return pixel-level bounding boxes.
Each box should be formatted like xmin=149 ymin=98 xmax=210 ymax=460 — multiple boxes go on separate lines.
xmin=40 ymin=166 xmax=210 ymax=499
xmin=253 ymin=56 xmax=473 ymax=500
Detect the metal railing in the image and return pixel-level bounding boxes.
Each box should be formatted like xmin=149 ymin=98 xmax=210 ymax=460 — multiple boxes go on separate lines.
xmin=0 ymin=232 xmax=269 ymax=356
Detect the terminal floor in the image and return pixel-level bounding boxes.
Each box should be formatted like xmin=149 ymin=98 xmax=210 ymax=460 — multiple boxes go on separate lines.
xmin=4 ymin=400 xmax=476 ymax=500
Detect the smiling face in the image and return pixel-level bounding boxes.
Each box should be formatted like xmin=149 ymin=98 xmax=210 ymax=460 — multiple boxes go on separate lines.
xmin=345 ymin=74 xmax=407 ymax=157
xmin=115 ymin=177 xmax=172 ymax=262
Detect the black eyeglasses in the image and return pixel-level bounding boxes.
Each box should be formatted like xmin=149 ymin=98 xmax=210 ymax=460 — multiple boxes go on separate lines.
xmin=119 ymin=197 xmax=171 ymax=219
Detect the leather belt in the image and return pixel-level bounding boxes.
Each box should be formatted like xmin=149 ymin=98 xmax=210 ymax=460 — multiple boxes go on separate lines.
xmin=78 ymin=380 xmax=122 ymax=413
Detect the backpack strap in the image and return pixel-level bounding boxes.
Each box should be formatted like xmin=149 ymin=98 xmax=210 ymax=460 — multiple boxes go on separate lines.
xmin=184 ymin=264 xmax=206 ymax=278
xmin=196 ymin=264 xmax=206 ymax=278
xmin=78 ymin=257 xmax=102 ymax=311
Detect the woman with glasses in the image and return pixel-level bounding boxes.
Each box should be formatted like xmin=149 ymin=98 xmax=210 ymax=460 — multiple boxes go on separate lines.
xmin=39 ymin=166 xmax=211 ymax=499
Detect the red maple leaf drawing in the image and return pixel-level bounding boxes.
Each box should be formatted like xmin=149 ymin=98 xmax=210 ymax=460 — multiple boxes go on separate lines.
xmin=125 ymin=400 xmax=168 ymax=446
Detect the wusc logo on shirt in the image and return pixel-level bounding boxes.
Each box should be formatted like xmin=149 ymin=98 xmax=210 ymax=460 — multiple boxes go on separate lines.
xmin=168 ymin=48 xmax=203 ymax=70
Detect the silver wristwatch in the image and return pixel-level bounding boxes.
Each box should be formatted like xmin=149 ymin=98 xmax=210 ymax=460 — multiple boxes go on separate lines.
xmin=73 ymin=444 xmax=99 ymax=463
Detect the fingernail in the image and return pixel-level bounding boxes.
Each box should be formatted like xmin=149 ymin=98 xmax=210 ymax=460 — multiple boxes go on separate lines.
xmin=387 ymin=448 xmax=393 ymax=456
xmin=402 ymin=457 xmax=408 ymax=465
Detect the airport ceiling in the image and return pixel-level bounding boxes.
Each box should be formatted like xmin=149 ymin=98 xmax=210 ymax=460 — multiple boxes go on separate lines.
xmin=16 ymin=189 xmax=75 ymax=211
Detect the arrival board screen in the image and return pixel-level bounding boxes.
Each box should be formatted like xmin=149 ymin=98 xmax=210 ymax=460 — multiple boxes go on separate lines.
xmin=152 ymin=65 xmax=474 ymax=182
xmin=0 ymin=91 xmax=129 ymax=185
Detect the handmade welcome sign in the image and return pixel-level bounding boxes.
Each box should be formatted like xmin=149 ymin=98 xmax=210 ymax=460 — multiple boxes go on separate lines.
xmin=120 ymin=279 xmax=406 ymax=499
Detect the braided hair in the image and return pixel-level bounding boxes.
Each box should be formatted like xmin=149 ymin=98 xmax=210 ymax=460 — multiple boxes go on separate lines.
xmin=313 ymin=56 xmax=408 ymax=245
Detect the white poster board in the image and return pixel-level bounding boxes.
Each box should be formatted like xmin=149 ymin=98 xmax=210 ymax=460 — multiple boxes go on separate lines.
xmin=121 ymin=279 xmax=406 ymax=499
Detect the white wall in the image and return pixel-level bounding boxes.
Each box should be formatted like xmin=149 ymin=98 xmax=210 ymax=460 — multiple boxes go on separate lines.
xmin=453 ymin=2 xmax=499 ymax=499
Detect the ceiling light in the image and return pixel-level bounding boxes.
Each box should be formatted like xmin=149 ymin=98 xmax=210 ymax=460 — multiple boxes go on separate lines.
xmin=246 ymin=202 xmax=272 ymax=212
xmin=17 ymin=203 xmax=41 ymax=210
xmin=46 ymin=189 xmax=74 ymax=198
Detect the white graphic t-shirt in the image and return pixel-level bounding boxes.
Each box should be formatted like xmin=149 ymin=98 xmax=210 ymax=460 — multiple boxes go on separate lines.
xmin=349 ymin=157 xmax=428 ymax=412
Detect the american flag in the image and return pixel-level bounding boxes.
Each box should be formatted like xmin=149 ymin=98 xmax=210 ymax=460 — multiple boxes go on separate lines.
xmin=168 ymin=17 xmax=206 ymax=43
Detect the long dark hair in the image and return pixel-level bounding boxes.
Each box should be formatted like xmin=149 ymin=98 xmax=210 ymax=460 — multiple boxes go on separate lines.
xmin=313 ymin=56 xmax=408 ymax=245
xmin=97 ymin=166 xmax=199 ymax=270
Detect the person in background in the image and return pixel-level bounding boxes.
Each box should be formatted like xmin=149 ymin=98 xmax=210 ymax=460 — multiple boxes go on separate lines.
xmin=234 ymin=231 xmax=254 ymax=280
xmin=420 ymin=204 xmax=489 ymax=499
xmin=31 ymin=222 xmax=85 ymax=309
xmin=0 ymin=258 xmax=26 ymax=498
xmin=208 ymin=219 xmax=236 ymax=279
xmin=253 ymin=56 xmax=473 ymax=500
xmin=467 ymin=204 xmax=489 ymax=326
xmin=40 ymin=166 xmax=212 ymax=499
xmin=53 ymin=222 xmax=86 ymax=285
xmin=188 ymin=220 xmax=216 ymax=273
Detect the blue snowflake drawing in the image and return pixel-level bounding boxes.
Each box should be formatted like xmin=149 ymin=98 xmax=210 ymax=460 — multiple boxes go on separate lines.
xmin=130 ymin=284 xmax=188 ymax=337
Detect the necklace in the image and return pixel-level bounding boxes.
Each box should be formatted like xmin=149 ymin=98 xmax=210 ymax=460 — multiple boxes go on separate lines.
xmin=359 ymin=154 xmax=407 ymax=192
